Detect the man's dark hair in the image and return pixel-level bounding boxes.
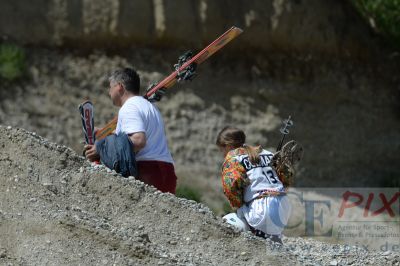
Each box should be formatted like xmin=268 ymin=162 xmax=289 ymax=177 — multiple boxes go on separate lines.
xmin=109 ymin=68 xmax=140 ymax=94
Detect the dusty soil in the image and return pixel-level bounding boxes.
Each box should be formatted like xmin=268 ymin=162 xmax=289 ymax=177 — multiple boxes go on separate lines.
xmin=0 ymin=126 xmax=282 ymax=265
xmin=1 ymin=126 xmax=398 ymax=265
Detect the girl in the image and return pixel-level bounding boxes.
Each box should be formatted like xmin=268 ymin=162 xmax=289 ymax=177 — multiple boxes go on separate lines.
xmin=216 ymin=126 xmax=292 ymax=244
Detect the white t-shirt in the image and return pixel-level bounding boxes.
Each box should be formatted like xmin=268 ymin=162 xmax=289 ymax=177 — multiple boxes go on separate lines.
xmin=115 ymin=96 xmax=174 ymax=163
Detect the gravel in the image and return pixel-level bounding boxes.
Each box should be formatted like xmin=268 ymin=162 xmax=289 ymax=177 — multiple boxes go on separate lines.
xmin=0 ymin=126 xmax=398 ymax=265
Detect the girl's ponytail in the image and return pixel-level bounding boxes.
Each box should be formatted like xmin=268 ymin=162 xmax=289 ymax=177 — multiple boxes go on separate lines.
xmin=243 ymin=144 xmax=261 ymax=165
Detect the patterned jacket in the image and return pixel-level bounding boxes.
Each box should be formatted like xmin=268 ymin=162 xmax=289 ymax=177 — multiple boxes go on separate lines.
xmin=221 ymin=147 xmax=250 ymax=208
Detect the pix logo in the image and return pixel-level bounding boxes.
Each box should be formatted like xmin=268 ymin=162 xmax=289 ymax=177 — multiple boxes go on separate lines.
xmin=339 ymin=191 xmax=400 ymax=218
xmin=286 ymin=188 xmax=400 ymax=237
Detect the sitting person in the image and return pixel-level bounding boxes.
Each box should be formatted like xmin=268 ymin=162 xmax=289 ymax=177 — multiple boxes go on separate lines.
xmin=216 ymin=126 xmax=292 ymax=244
xmin=85 ymin=68 xmax=177 ymax=194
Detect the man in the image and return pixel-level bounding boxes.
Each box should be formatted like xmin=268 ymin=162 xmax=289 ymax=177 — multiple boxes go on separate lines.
xmin=85 ymin=68 xmax=177 ymax=194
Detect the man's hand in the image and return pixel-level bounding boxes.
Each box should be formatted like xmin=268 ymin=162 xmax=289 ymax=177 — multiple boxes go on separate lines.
xmin=84 ymin=144 xmax=100 ymax=162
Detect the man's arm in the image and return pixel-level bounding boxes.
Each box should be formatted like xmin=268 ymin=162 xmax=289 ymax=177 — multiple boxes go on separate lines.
xmin=129 ymin=132 xmax=146 ymax=153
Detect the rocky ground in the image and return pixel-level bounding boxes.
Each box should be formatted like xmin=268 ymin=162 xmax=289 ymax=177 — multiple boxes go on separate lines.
xmin=0 ymin=126 xmax=398 ymax=265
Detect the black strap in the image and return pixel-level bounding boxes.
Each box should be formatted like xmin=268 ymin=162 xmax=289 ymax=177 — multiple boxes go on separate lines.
xmin=249 ymin=226 xmax=283 ymax=244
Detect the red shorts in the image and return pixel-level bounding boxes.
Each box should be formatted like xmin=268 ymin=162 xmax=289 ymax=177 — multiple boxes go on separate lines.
xmin=137 ymin=161 xmax=177 ymax=194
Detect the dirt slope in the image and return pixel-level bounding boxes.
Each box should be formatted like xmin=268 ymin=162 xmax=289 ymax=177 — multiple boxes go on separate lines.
xmin=1 ymin=126 xmax=398 ymax=265
xmin=0 ymin=125 xmax=286 ymax=265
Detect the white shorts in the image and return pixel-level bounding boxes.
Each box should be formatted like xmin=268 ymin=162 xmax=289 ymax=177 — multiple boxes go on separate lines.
xmin=239 ymin=195 xmax=291 ymax=235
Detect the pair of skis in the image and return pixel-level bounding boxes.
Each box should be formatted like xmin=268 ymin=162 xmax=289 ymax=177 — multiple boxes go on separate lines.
xmin=79 ymin=26 xmax=243 ymax=145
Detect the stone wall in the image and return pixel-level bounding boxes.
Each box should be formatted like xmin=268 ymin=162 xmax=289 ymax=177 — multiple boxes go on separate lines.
xmin=0 ymin=0 xmax=379 ymax=58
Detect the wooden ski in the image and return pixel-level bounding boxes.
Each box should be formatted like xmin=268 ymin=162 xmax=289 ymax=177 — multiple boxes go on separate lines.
xmin=95 ymin=26 xmax=243 ymax=141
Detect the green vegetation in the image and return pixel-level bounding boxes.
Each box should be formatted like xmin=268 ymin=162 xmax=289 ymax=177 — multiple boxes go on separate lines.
xmin=0 ymin=43 xmax=26 ymax=81
xmin=176 ymin=185 xmax=202 ymax=203
xmin=352 ymin=0 xmax=400 ymax=49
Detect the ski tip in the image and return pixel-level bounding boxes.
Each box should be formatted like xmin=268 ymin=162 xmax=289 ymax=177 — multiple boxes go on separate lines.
xmin=231 ymin=26 xmax=244 ymax=34
xmin=80 ymin=99 xmax=92 ymax=105
xmin=78 ymin=100 xmax=92 ymax=109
